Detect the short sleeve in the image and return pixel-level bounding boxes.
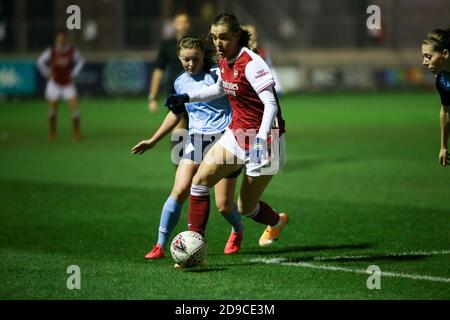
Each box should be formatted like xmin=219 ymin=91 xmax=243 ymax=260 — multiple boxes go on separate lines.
xmin=437 ymin=72 xmax=450 ymax=107
xmin=73 ymin=48 xmax=83 ymax=62
xmin=244 ymin=57 xmax=275 ymax=94
xmin=37 ymin=47 xmax=51 ymax=65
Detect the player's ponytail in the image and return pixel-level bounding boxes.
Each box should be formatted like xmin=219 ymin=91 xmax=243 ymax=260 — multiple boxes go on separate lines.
xmin=423 ymin=27 xmax=450 ymax=52
xmin=211 ymin=13 xmax=257 ymax=51
xmin=200 ymin=35 xmax=219 ymax=70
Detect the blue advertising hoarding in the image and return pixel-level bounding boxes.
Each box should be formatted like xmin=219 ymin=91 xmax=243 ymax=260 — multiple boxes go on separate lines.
xmin=0 ymin=60 xmax=36 ymax=95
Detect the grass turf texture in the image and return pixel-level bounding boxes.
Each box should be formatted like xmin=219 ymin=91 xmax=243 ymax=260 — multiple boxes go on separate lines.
xmin=0 ymin=92 xmax=449 ymax=299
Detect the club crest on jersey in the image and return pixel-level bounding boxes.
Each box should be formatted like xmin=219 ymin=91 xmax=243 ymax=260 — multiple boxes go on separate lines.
xmin=233 ymin=69 xmax=239 ymax=78
xmin=221 ymin=67 xmax=225 ymax=74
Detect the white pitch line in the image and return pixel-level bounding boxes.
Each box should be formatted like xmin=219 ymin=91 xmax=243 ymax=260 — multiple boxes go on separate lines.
xmin=250 ymin=249 xmax=450 ymax=284
xmin=312 ymin=249 xmax=450 ymax=261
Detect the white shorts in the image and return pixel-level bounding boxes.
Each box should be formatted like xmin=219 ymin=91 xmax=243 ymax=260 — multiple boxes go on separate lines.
xmin=45 ymin=79 xmax=77 ymax=102
xmin=217 ymin=128 xmax=287 ymax=177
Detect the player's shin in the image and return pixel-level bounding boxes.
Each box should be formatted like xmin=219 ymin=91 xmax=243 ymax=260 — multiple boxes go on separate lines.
xmin=71 ymin=110 xmax=81 ymax=140
xmin=48 ymin=108 xmax=57 ymax=140
xmin=188 ymin=184 xmax=211 ymax=236
xmin=157 ymin=195 xmax=183 ymax=247
xmin=221 ymin=203 xmax=243 ymax=232
xmin=245 ymin=201 xmax=280 ymax=227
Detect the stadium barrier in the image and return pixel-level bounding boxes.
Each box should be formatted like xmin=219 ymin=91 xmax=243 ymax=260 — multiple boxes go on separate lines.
xmin=0 ymin=49 xmax=435 ymax=97
xmin=275 ymin=65 xmax=435 ymax=93
xmin=0 ymin=54 xmax=154 ymax=97
xmin=0 ymin=60 xmax=36 ymax=96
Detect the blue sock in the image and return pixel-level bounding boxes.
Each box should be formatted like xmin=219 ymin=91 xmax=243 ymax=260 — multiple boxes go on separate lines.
xmin=157 ymin=195 xmax=183 ymax=247
xmin=221 ymin=203 xmax=243 ymax=232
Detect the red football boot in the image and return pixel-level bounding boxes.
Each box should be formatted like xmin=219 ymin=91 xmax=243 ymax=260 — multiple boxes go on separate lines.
xmin=224 ymin=229 xmax=243 ymax=255
xmin=145 ymin=244 xmax=165 ymax=259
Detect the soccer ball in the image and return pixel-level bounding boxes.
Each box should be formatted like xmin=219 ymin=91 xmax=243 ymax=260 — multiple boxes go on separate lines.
xmin=170 ymin=231 xmax=207 ymax=267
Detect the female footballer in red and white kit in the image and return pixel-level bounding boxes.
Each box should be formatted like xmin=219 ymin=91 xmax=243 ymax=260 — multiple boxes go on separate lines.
xmin=166 ymin=13 xmax=288 ymax=249
xmin=37 ymin=31 xmax=85 ymax=141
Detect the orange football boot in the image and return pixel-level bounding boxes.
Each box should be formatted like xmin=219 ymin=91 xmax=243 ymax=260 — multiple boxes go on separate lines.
xmin=258 ymin=213 xmax=289 ymax=247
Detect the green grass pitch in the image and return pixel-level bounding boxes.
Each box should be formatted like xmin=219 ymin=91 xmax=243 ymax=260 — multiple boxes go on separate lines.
xmin=0 ymin=92 xmax=449 ymax=299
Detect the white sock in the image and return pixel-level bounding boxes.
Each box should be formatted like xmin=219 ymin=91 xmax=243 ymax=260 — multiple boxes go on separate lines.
xmin=190 ymin=184 xmax=210 ymax=197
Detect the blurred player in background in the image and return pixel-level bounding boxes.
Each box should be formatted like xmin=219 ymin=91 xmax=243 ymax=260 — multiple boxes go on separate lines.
xmin=133 ymin=36 xmax=243 ymax=259
xmin=147 ymin=10 xmax=192 ymax=161
xmin=166 ymin=13 xmax=288 ymax=252
xmin=147 ymin=11 xmax=191 ymax=113
xmin=242 ymin=24 xmax=283 ymax=95
xmin=37 ymin=31 xmax=85 ymax=141
xmin=422 ymin=27 xmax=450 ymax=167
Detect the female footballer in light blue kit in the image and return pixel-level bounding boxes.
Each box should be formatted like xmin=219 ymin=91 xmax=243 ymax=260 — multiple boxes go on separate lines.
xmin=132 ymin=36 xmax=244 ymax=259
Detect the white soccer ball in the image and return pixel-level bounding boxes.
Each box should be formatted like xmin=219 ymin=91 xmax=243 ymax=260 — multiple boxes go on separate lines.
xmin=170 ymin=231 xmax=207 ymax=267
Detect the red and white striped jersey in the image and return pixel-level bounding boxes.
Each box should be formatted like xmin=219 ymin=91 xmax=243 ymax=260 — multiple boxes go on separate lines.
xmin=218 ymin=47 xmax=285 ymax=139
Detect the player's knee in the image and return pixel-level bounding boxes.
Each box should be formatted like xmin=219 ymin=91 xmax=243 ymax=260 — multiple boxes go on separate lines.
xmin=215 ymin=199 xmax=233 ymax=215
xmin=171 ymin=187 xmax=189 ymax=202
xmin=69 ymin=95 xmax=78 ymax=104
xmin=192 ymin=174 xmax=204 ymax=186
xmin=71 ymin=109 xmax=80 ymax=120
xmin=192 ymin=171 xmax=214 ymax=188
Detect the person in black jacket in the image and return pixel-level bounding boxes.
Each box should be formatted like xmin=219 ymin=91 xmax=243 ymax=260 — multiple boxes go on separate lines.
xmin=147 ymin=11 xmax=191 ymax=114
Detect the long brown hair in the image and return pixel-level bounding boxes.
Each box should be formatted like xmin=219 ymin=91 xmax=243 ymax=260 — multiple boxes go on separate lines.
xmin=211 ymin=13 xmax=256 ymax=51
xmin=422 ymin=27 xmax=450 ymax=52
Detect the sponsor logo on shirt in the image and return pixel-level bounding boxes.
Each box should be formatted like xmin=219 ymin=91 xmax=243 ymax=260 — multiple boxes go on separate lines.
xmin=255 ymin=69 xmax=270 ymax=79
xmin=223 ymin=80 xmax=238 ymax=96
xmin=223 ymin=81 xmax=239 ymax=91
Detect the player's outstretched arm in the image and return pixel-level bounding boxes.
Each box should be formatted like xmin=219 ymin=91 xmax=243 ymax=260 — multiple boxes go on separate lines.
xmin=131 ymin=111 xmax=182 ymax=155
xmin=439 ymin=104 xmax=450 ymax=167
xmin=166 ymin=80 xmax=225 ymax=106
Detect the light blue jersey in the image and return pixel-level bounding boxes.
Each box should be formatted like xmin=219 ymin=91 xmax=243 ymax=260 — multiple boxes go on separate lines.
xmin=174 ymin=66 xmax=231 ymax=134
